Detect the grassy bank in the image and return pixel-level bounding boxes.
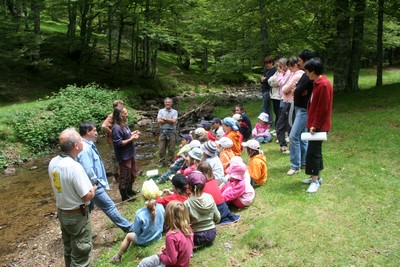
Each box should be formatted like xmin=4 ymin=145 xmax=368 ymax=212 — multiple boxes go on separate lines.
xmin=93 ymin=83 xmax=400 ymax=266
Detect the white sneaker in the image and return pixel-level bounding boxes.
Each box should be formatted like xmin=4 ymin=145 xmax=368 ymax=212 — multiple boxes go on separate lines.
xmin=302 ymin=176 xmax=323 ymax=184
xmin=287 ymin=168 xmax=299 ymax=176
xmin=306 ymin=180 xmax=320 ymax=193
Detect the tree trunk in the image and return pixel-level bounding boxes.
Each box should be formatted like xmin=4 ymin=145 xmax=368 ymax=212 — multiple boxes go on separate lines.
xmin=31 ymin=0 xmax=41 ymax=61
xmin=333 ymin=0 xmax=351 ymax=92
xmin=348 ymin=0 xmax=366 ymax=91
xmin=259 ymin=0 xmax=268 ymax=64
xmin=108 ymin=5 xmax=113 ymax=66
xmin=376 ymin=0 xmax=384 ymax=87
xmin=67 ymin=0 xmax=77 ymax=54
xmin=116 ymin=15 xmax=124 ymax=65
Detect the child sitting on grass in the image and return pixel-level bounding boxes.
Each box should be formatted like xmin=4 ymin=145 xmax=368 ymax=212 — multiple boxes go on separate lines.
xmin=137 ymin=200 xmax=194 ymax=267
xmin=197 ymin=162 xmax=240 ymax=225
xmin=184 ymin=171 xmax=221 ymax=247
xmin=242 ymin=139 xmax=268 ymax=187
xmin=220 ymin=156 xmax=255 ymax=208
xmin=201 ymin=140 xmax=225 ymax=185
xmin=110 ymin=182 xmax=164 ymax=264
xmin=156 ymin=174 xmax=189 ymax=207
xmin=157 ymin=139 xmax=201 ymax=184
xmin=216 ymin=137 xmax=235 ymax=175
xmin=252 ymin=112 xmax=272 ymax=143
xmin=181 ymin=147 xmax=203 ymax=176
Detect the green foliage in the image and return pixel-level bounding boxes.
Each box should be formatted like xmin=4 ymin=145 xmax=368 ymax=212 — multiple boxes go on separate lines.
xmin=10 ymin=83 xmax=133 ymax=153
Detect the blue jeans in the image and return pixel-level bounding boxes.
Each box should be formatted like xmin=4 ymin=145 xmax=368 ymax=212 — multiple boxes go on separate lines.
xmin=262 ymin=92 xmax=274 ymax=125
xmin=159 ymin=158 xmax=184 ymax=180
xmin=255 ymin=136 xmax=272 ymax=144
xmin=289 ymin=107 xmax=308 ymax=169
xmin=92 ymin=187 xmax=134 ymax=233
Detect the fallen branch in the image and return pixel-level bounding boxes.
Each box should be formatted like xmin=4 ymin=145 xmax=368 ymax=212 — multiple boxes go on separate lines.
xmin=179 ymin=97 xmax=213 ymax=122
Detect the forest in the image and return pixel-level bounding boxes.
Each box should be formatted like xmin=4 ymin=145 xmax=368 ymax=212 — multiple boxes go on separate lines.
xmin=1 ymin=0 xmax=399 ymax=102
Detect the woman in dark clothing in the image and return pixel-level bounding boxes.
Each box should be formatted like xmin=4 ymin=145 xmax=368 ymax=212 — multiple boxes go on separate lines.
xmin=112 ymin=106 xmax=141 ymax=201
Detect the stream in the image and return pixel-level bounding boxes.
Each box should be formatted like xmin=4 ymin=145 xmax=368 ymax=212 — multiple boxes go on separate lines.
xmin=0 ymin=127 xmax=158 ymax=264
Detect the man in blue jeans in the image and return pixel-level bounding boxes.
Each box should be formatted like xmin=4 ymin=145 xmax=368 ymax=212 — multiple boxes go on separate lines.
xmin=287 ymin=50 xmax=315 ymax=176
xmin=77 ymin=121 xmax=134 ymax=233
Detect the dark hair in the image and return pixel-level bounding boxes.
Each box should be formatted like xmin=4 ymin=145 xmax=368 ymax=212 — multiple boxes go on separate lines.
xmin=298 ymin=49 xmax=314 ymax=62
xmin=263 ymin=56 xmax=274 ymax=64
xmin=171 ymin=174 xmax=189 ymax=195
xmin=79 ymin=121 xmax=96 ymax=136
xmin=235 ymin=104 xmax=244 ymax=113
xmin=288 ymin=56 xmax=299 ymax=67
xmin=246 ymin=147 xmax=260 ymax=158
xmin=112 ymin=106 xmax=125 ymax=126
xmin=304 ymin=58 xmax=324 ymax=75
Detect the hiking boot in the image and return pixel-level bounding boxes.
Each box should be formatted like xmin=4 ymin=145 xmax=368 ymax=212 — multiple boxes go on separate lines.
xmin=287 ymin=168 xmax=299 ymax=176
xmin=302 ymin=176 xmax=323 ymax=184
xmin=306 ymin=180 xmax=320 ymax=193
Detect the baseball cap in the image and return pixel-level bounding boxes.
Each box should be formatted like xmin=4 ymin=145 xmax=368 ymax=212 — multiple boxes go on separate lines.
xmin=210 ymin=118 xmax=221 ymax=124
xmin=179 ymin=133 xmax=192 ymax=142
xmin=242 ymin=139 xmax=261 ymax=150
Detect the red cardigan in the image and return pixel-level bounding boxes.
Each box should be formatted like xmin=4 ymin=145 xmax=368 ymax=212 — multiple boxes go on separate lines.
xmin=306 ymin=76 xmax=333 ymax=131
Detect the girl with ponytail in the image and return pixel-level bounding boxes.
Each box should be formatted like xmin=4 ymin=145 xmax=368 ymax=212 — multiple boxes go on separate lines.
xmin=110 ymin=181 xmax=165 ymax=263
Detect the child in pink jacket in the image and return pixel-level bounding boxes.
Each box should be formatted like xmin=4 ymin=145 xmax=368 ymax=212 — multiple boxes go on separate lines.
xmin=220 ymin=156 xmax=255 ymax=208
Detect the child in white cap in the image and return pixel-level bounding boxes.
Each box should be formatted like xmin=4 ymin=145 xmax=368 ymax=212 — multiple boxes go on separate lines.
xmin=242 ymin=140 xmax=268 ymax=187
xmin=216 ymin=137 xmax=235 ymax=175
xmin=252 ymin=112 xmax=272 ymax=143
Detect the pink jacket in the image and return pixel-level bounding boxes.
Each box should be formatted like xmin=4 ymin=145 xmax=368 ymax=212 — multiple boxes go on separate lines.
xmin=252 ymin=123 xmax=271 ymax=137
xmin=220 ymin=171 xmax=255 ymax=207
xmin=281 ymin=69 xmax=305 ymax=102
xmin=277 ymin=69 xmax=291 ymax=100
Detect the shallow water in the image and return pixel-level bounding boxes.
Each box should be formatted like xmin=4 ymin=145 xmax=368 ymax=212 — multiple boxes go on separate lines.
xmin=0 ymin=130 xmax=158 ymax=263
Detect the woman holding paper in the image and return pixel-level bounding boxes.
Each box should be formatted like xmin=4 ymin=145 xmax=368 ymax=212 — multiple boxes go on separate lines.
xmin=302 ymin=58 xmax=333 ymax=193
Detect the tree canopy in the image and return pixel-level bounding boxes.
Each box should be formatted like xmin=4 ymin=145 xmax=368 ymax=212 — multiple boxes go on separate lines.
xmin=0 ymin=0 xmax=399 ymax=94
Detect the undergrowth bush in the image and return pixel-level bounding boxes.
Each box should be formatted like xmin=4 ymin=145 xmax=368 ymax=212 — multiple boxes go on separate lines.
xmin=11 ymin=83 xmax=136 ymax=153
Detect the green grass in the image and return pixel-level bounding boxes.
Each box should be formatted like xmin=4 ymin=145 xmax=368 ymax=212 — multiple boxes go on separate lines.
xmin=92 ymin=83 xmax=400 ymax=266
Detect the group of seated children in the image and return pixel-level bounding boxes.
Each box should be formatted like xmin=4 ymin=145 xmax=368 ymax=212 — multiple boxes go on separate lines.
xmin=110 ymin=110 xmax=270 ymax=265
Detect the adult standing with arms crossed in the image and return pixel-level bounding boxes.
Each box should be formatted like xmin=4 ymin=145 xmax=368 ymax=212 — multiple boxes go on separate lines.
xmin=287 ymin=50 xmax=314 ymax=176
xmin=77 ymin=121 xmax=134 ymax=233
xmin=48 ymin=128 xmax=97 ymax=267
xmin=157 ymin=97 xmax=178 ymax=167
xmin=112 ymin=106 xmax=141 ymax=201
xmin=302 ymin=58 xmax=333 ymax=193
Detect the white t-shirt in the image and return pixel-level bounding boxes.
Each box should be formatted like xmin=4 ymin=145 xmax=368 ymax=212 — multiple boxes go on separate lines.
xmin=48 ymin=155 xmax=93 ymax=210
